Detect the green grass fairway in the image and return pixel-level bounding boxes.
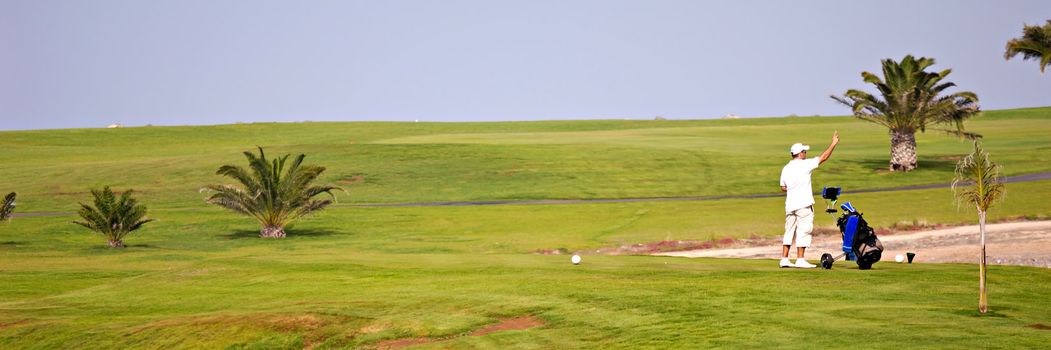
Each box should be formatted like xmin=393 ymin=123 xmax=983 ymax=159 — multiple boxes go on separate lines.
xmin=2 ymin=108 xmax=1050 ymax=348
xmin=3 ymin=107 xmax=1050 ymax=212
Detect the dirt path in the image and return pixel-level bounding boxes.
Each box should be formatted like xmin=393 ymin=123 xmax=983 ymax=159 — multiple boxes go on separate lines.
xmin=655 ymin=220 xmax=1051 ymax=268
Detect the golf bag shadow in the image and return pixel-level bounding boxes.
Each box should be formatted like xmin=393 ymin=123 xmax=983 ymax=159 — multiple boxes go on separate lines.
xmin=835 ymin=202 xmax=884 ymax=270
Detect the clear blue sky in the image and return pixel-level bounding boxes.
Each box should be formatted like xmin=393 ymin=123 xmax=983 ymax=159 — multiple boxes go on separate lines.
xmin=2 ymin=0 xmax=1048 ymax=130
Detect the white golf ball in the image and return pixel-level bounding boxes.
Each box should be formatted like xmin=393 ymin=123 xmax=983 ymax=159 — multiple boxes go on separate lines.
xmin=571 ymin=255 xmax=581 ymax=265
xmin=895 ymin=254 xmax=905 ymax=263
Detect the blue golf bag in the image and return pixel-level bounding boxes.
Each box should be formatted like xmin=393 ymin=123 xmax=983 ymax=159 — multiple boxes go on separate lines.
xmin=835 ymin=202 xmax=884 ymax=270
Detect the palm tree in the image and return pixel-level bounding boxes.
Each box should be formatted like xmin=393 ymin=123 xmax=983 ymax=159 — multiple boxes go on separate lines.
xmin=832 ymin=55 xmax=981 ymax=172
xmin=1004 ymin=20 xmax=1051 ymax=74
xmin=73 ymin=187 xmax=155 ymax=248
xmin=204 ymin=147 xmax=342 ymax=238
xmin=951 ymin=141 xmax=1006 ymax=314
xmin=0 ymin=192 xmax=15 ymax=222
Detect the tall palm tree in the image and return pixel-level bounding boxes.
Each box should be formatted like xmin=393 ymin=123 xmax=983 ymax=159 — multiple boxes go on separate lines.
xmin=1004 ymin=20 xmax=1051 ymax=74
xmin=832 ymin=55 xmax=981 ymax=172
xmin=951 ymin=141 xmax=1005 ymax=314
xmin=73 ymin=187 xmax=154 ymax=248
xmin=0 ymin=192 xmax=16 ymax=222
xmin=205 ymin=147 xmax=342 ymax=238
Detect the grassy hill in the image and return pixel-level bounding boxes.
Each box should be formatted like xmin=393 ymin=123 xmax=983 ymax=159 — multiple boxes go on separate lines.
xmin=3 ymin=106 xmax=1051 ymax=211
xmin=1 ymin=107 xmax=1050 ymax=348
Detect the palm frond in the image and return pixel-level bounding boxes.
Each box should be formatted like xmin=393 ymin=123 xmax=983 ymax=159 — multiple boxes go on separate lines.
xmin=933 ymin=128 xmax=982 ymax=140
xmin=951 ymin=142 xmax=1006 ymax=212
xmin=289 ymin=199 xmax=334 ymax=220
xmin=1004 ymin=20 xmax=1051 ymax=73
xmin=0 ymin=192 xmax=16 ymax=222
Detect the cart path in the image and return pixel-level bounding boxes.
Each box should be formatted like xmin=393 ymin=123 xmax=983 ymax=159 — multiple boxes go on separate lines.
xmin=9 ymin=171 xmax=1051 ymax=215
xmin=655 ymin=220 xmax=1051 ymax=268
xmin=9 ymin=212 xmax=72 ymax=218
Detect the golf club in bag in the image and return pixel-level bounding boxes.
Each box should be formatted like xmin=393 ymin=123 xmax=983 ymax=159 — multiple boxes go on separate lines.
xmin=818 ymin=187 xmax=884 ymax=270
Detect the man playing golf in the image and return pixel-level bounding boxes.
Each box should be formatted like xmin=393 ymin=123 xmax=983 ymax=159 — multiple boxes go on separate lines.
xmin=779 ymin=131 xmax=839 ymax=268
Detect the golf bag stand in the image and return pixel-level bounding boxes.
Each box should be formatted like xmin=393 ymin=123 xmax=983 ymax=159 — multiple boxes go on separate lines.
xmin=818 ymin=187 xmax=843 ymax=270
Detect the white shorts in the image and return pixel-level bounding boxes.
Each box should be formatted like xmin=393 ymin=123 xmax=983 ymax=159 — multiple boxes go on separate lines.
xmin=783 ymin=206 xmax=814 ymax=248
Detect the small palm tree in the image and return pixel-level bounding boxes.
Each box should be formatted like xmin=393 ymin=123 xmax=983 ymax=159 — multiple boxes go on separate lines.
xmin=951 ymin=141 xmax=1005 ymax=314
xmin=205 ymin=147 xmax=342 ymax=238
xmin=1004 ymin=20 xmax=1051 ymax=74
xmin=0 ymin=192 xmax=16 ymax=222
xmin=832 ymin=55 xmax=980 ymax=172
xmin=73 ymin=187 xmax=155 ymax=248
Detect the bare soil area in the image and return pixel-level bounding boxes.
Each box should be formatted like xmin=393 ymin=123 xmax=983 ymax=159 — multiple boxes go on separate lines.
xmin=655 ymin=220 xmax=1051 ymax=268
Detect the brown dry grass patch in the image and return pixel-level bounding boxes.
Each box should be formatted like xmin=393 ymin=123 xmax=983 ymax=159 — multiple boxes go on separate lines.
xmin=1028 ymin=323 xmax=1051 ymax=330
xmin=0 ymin=319 xmax=32 ymax=329
xmin=128 ymin=313 xmax=340 ymax=334
xmin=337 ymin=175 xmax=365 ymax=185
xmin=126 ymin=312 xmax=358 ymax=348
xmin=372 ymin=315 xmax=544 ymax=349
xmin=469 ymin=315 xmax=543 ymax=336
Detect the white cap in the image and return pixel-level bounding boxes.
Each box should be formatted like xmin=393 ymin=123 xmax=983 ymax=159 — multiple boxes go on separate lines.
xmin=790 ymin=143 xmax=810 ymax=155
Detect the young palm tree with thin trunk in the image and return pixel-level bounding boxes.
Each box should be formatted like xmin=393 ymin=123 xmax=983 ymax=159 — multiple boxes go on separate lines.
xmin=832 ymin=55 xmax=980 ymax=172
xmin=951 ymin=141 xmax=1005 ymax=314
xmin=73 ymin=187 xmax=154 ymax=248
xmin=205 ymin=147 xmax=342 ymax=238
xmin=1004 ymin=20 xmax=1051 ymax=74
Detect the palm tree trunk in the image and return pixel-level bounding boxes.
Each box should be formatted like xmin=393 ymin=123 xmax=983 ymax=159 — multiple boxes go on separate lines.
xmin=890 ymin=129 xmax=918 ymax=172
xmin=978 ymin=210 xmax=988 ymax=313
xmin=260 ymin=226 xmax=286 ymax=238
xmin=107 ymin=239 xmax=124 ymax=248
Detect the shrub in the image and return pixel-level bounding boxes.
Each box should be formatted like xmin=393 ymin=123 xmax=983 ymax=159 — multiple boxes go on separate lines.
xmin=72 ymin=187 xmax=154 ymax=248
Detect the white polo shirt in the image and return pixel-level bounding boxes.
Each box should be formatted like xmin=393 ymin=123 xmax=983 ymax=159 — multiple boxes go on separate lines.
xmin=780 ymin=157 xmax=820 ymax=212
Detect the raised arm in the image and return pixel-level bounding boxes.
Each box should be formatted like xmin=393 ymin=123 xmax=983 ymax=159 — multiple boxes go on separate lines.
xmin=819 ymin=131 xmax=840 ymax=165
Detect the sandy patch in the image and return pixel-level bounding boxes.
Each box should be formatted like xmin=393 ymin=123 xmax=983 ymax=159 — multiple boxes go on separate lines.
xmin=656 ymin=220 xmax=1051 ymax=268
